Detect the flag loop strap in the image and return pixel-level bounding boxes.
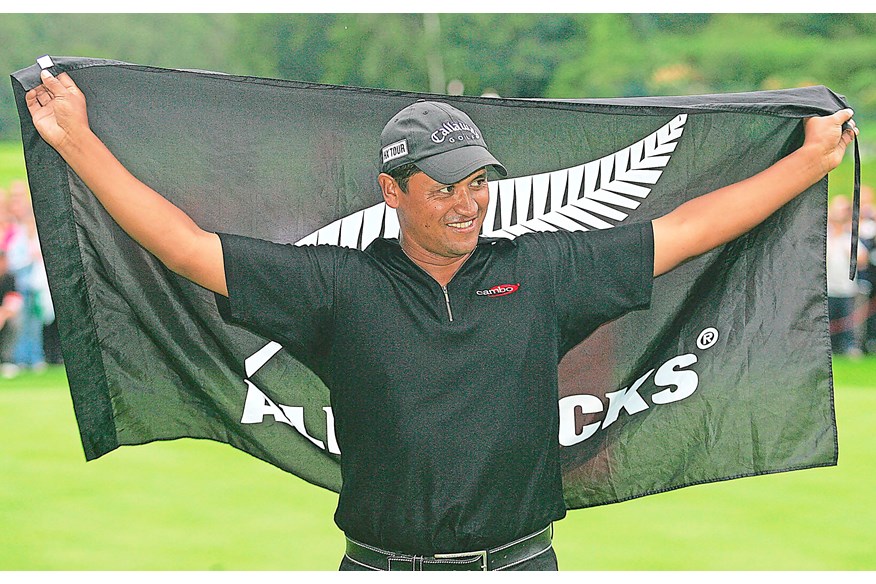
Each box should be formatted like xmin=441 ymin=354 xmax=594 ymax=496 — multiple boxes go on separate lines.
xmin=849 ymin=129 xmax=862 ymax=280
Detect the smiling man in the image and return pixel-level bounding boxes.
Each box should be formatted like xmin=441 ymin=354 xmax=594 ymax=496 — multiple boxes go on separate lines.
xmin=377 ymin=102 xmax=502 ymax=285
xmin=26 ymin=70 xmax=856 ymax=571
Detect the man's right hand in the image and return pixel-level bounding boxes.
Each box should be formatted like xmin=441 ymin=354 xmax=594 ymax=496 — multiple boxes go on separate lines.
xmin=25 ymin=70 xmax=90 ymax=153
xmin=23 ymin=68 xmax=228 ymax=296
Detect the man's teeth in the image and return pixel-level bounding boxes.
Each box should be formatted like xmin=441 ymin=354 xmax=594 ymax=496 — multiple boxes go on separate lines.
xmin=449 ymin=220 xmax=474 ymax=228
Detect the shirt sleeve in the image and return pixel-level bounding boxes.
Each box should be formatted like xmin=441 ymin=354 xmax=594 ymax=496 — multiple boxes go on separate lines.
xmin=530 ymin=221 xmax=654 ymax=354
xmin=214 ymin=233 xmax=339 ymax=365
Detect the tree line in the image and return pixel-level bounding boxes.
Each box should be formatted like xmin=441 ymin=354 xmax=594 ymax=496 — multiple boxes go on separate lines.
xmin=2 ymin=13 xmax=874 ymax=145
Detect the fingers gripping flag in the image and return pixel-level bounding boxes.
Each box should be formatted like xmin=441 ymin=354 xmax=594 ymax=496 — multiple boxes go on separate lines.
xmin=11 ymin=57 xmax=846 ymax=508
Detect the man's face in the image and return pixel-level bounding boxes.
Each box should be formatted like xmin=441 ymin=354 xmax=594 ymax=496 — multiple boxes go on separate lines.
xmin=383 ymin=168 xmax=490 ymax=261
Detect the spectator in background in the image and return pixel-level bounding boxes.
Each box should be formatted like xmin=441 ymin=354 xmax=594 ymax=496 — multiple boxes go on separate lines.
xmin=827 ymin=194 xmax=868 ymax=357
xmin=0 ymin=249 xmax=22 ymax=378
xmin=0 ymin=181 xmax=60 ymax=367
xmin=7 ymin=181 xmax=50 ymax=371
xmin=859 ymin=185 xmax=876 ymax=353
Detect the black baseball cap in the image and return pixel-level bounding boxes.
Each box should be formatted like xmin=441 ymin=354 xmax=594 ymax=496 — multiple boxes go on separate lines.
xmin=380 ymin=100 xmax=507 ymax=185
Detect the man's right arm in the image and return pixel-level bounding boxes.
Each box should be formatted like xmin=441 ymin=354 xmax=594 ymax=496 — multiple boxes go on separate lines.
xmin=25 ymin=69 xmax=228 ymax=296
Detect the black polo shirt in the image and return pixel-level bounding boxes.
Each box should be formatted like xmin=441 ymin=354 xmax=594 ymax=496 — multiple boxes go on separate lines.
xmin=216 ymin=221 xmax=653 ymax=555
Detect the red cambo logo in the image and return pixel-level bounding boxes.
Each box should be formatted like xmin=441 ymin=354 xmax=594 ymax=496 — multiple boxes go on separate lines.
xmin=475 ymin=284 xmax=520 ymax=297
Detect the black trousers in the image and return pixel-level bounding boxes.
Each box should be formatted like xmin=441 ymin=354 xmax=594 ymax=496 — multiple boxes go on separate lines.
xmin=338 ymin=545 xmax=558 ymax=571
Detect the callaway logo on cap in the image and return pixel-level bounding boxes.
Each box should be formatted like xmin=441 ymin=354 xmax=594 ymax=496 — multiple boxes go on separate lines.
xmin=380 ymin=100 xmax=508 ymax=184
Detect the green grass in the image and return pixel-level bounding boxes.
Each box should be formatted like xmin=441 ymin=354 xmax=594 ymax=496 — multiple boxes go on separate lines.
xmin=829 ymin=149 xmax=874 ymax=199
xmin=0 ymin=367 xmax=344 ymax=570
xmin=1 ymin=357 xmax=874 ymax=570
xmin=0 ymin=141 xmax=27 ymax=190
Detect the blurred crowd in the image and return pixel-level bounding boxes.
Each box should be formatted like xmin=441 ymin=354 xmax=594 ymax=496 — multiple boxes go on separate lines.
xmin=827 ymin=185 xmax=876 ymax=357
xmin=0 ymin=180 xmax=60 ymax=378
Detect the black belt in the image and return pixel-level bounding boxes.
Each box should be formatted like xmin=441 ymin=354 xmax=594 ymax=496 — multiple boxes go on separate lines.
xmin=344 ymin=524 xmax=553 ymax=571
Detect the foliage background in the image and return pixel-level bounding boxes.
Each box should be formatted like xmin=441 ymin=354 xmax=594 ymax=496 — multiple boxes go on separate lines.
xmin=2 ymin=14 xmax=875 ymax=149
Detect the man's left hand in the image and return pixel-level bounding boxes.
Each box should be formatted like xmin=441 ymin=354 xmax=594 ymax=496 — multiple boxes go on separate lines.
xmin=803 ymin=109 xmax=858 ymax=177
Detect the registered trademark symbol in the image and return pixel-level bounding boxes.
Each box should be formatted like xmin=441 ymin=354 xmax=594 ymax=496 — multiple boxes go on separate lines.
xmin=697 ymin=327 xmax=719 ymax=350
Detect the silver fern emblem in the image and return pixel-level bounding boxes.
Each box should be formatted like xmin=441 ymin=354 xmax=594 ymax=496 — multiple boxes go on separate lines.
xmin=295 ymin=114 xmax=687 ymax=248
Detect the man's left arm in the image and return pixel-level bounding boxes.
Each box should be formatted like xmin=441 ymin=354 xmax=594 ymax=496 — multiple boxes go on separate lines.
xmin=652 ymin=109 xmax=857 ymax=277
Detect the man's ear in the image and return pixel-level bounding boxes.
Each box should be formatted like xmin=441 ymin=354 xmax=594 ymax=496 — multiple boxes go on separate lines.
xmin=378 ymin=173 xmax=401 ymax=209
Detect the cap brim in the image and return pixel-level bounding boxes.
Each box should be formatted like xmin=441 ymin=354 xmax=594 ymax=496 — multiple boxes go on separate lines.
xmin=416 ymin=145 xmax=507 ymax=185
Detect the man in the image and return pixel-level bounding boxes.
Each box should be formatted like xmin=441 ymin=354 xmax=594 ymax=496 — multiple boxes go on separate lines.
xmin=26 ymin=69 xmax=857 ymax=571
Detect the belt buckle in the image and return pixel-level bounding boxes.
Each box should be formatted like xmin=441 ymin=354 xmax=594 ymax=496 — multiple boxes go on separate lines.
xmin=433 ymin=549 xmax=488 ymax=571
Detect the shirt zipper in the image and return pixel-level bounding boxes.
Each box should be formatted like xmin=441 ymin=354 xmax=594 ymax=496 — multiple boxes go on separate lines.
xmin=441 ymin=285 xmax=454 ymax=322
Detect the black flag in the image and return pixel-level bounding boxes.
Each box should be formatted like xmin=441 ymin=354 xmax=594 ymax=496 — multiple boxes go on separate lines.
xmin=11 ymin=57 xmax=845 ymax=508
